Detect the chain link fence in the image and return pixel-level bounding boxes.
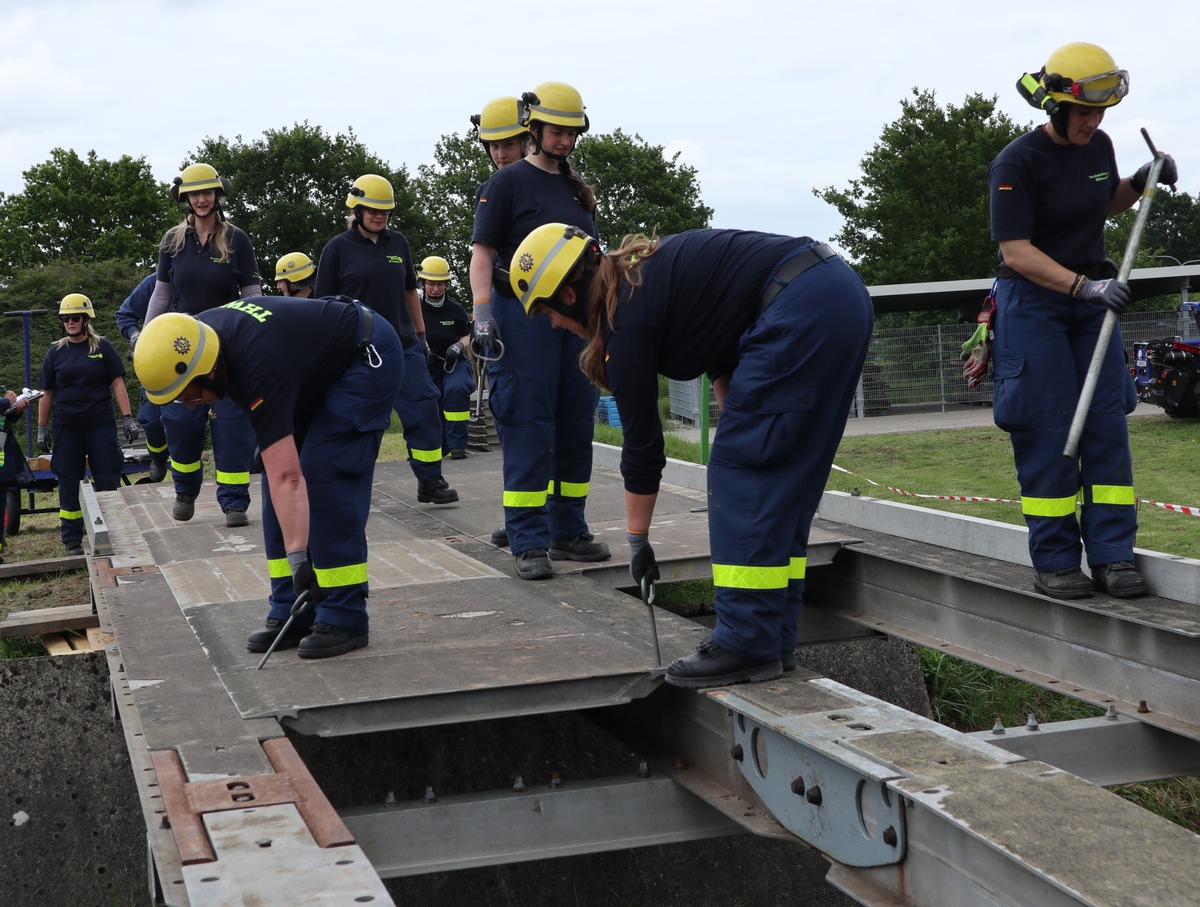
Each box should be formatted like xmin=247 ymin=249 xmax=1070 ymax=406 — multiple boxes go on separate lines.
xmin=666 ymin=309 xmax=1195 ymax=423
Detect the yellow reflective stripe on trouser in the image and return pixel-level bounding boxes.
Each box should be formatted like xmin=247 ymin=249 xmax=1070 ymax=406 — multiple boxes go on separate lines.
xmin=444 ymin=409 xmax=469 ymax=422
xmin=172 ymin=457 xmax=201 ymax=475
xmin=712 ymin=563 xmax=790 ymax=590
xmin=314 ymin=563 xmax=368 ymax=588
xmin=504 ymin=483 xmax=551 ymax=508
xmin=790 ymin=557 xmax=807 ymax=581
xmin=409 ymin=446 xmax=442 ymax=463
xmin=554 ymin=480 xmax=590 ymax=499
xmin=146 ymin=439 xmax=168 ymax=455
xmin=1021 ymin=493 xmax=1078 ymax=518
xmin=268 ymin=557 xmax=291 ymax=579
xmin=60 ymin=507 xmax=83 ymax=521
xmin=1091 ymin=484 xmax=1135 ymax=506
xmin=216 ymin=469 xmax=250 ymax=485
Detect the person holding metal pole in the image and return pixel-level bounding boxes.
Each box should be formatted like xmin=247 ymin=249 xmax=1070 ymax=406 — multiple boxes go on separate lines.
xmin=986 ymin=42 xmax=1177 ymax=599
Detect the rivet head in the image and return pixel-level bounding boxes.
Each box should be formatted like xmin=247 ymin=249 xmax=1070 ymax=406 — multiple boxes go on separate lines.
xmin=730 ymin=744 xmax=744 ymax=762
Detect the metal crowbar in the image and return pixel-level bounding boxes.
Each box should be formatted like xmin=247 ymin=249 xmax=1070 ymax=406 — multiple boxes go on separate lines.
xmin=256 ymin=589 xmax=312 ymax=670
xmin=640 ymin=576 xmax=662 ymax=667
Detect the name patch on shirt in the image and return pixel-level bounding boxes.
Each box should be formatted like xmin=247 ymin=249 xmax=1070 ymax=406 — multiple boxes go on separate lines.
xmin=1088 ymin=171 xmax=1111 ymax=183
xmin=221 ymin=300 xmax=273 ymax=323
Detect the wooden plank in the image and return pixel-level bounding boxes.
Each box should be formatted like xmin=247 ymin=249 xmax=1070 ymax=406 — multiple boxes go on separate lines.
xmin=0 ymin=604 xmax=98 ymax=638
xmin=40 ymin=634 xmax=77 ymax=656
xmin=86 ymin=627 xmax=115 ymax=651
xmin=0 ymin=555 xmax=86 ymax=581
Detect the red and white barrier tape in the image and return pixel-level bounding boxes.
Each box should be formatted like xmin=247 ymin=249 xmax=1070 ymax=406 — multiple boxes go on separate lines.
xmin=830 ymin=465 xmax=1200 ymax=516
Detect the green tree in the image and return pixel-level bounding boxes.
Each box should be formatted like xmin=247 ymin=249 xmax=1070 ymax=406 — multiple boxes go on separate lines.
xmin=575 ymin=128 xmax=713 ymax=248
xmin=186 ymin=123 xmax=437 ymax=281
xmin=816 ymin=89 xmax=1028 ymax=290
xmin=414 ymin=133 xmax=494 ymax=292
xmin=0 ymin=150 xmax=174 ymax=282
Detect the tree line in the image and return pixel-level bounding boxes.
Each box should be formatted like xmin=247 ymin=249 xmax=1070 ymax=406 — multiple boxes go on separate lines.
xmin=0 ymin=122 xmax=713 ymax=394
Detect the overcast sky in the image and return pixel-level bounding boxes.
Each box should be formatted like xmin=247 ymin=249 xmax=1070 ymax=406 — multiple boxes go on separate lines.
xmin=2 ymin=0 xmax=1195 ymax=255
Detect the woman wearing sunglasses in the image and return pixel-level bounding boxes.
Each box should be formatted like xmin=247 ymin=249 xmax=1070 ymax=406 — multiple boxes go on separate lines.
xmin=36 ymin=294 xmax=139 ymax=556
xmin=988 ymin=42 xmax=1178 ymax=600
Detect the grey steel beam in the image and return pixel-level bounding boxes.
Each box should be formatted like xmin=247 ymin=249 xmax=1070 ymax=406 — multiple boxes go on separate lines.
xmin=341 ymin=775 xmax=747 ymax=877
xmin=971 ymin=714 xmax=1200 ymax=786
xmin=806 ymin=536 xmax=1200 ymax=742
xmin=713 ymin=680 xmax=1200 ymax=907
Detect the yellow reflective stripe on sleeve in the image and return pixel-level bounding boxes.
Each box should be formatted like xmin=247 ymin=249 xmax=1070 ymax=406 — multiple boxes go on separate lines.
xmin=215 ymin=470 xmax=250 ymax=486
xmin=712 ymin=563 xmax=790 ymax=590
xmin=1091 ymin=485 xmax=1136 ymax=506
xmin=409 ymin=447 xmax=443 ymax=463
xmin=790 ymin=556 xmax=807 ymax=581
xmin=444 ymin=410 xmax=470 ymax=422
xmin=555 ymin=480 xmax=590 ymax=499
xmin=59 ymin=508 xmax=83 ymax=521
xmin=1021 ymin=493 xmax=1078 ymax=518
xmin=504 ymin=488 xmax=549 ymax=508
xmin=172 ymin=458 xmax=202 ymax=475
xmin=314 ymin=563 xmax=368 ymax=588
xmin=268 ymin=557 xmax=291 ymax=579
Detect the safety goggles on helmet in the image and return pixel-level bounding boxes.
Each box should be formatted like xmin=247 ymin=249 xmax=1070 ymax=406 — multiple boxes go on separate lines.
xmin=1043 ymin=68 xmax=1129 ymax=104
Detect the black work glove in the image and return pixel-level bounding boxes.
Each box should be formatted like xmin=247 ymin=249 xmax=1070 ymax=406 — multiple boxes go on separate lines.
xmin=122 ymin=414 xmax=140 ymax=443
xmin=1130 ymin=154 xmax=1178 ymax=194
xmin=287 ymin=550 xmax=326 ymax=606
xmin=1076 ymin=277 xmax=1131 ymax=314
xmin=627 ymin=531 xmax=660 ymax=587
xmin=443 ymin=340 xmax=465 ymax=372
xmin=37 ymin=425 xmax=51 ymax=453
xmin=417 ymin=332 xmax=431 ymax=357
xmin=471 ymin=319 xmax=502 ymax=357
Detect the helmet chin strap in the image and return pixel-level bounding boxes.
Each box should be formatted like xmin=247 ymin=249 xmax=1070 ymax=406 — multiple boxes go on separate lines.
xmin=530 ymin=124 xmax=574 ymax=162
xmin=355 ymin=208 xmax=386 ymax=235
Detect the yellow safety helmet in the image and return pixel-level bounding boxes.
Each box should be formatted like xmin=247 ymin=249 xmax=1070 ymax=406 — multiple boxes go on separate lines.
xmin=275 ymin=252 xmax=316 ymax=283
xmin=59 ymin=293 xmax=95 ymax=319
xmin=510 ymin=223 xmax=596 ymax=316
xmin=417 ymin=256 xmax=451 ymax=282
xmin=170 ymin=163 xmax=232 ymax=203
xmin=1020 ymin=43 xmax=1128 ymax=115
xmin=519 ymin=81 xmax=589 ymax=133
xmin=134 ymin=313 xmax=220 ymax=405
xmin=471 ymin=97 xmax=529 ymax=142
xmin=346 ymin=174 xmax=396 ymax=211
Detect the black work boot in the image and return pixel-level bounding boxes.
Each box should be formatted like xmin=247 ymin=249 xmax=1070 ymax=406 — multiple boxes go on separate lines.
xmin=225 ymin=508 xmax=248 ymax=528
xmin=64 ymin=541 xmax=85 ymax=557
xmin=417 ymin=476 xmax=459 ymax=505
xmin=173 ymin=493 xmax=195 ymax=521
xmin=781 ymin=649 xmax=798 ymax=672
xmin=491 ymin=526 xmax=509 ymax=547
xmin=515 ymin=548 xmax=554 ymax=580
xmin=549 ymin=533 xmax=612 ymax=562
xmin=1032 ymin=567 xmax=1093 ymax=600
xmin=297 ymin=623 xmax=369 ymax=659
xmin=665 ymin=635 xmax=783 ymax=689
xmin=246 ymin=617 xmax=312 ymax=653
xmin=449 ymin=448 xmax=468 ymax=460
xmin=148 ymin=456 xmax=168 ymax=483
xmin=1092 ymin=562 xmax=1148 ymax=598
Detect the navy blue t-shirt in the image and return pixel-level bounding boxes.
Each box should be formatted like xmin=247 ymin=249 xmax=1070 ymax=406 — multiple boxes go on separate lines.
xmin=473 ymin=160 xmax=598 ymax=267
xmin=421 ymin=295 xmax=471 ymax=356
xmin=603 ymin=230 xmax=815 ymax=494
xmin=157 ymin=226 xmax=260 ymax=315
xmin=40 ymin=338 xmax=126 ymax=426
xmin=989 ymin=126 xmax=1119 ymax=272
xmin=314 ymin=228 xmax=418 ymax=339
xmin=198 ymin=297 xmax=360 ymax=450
